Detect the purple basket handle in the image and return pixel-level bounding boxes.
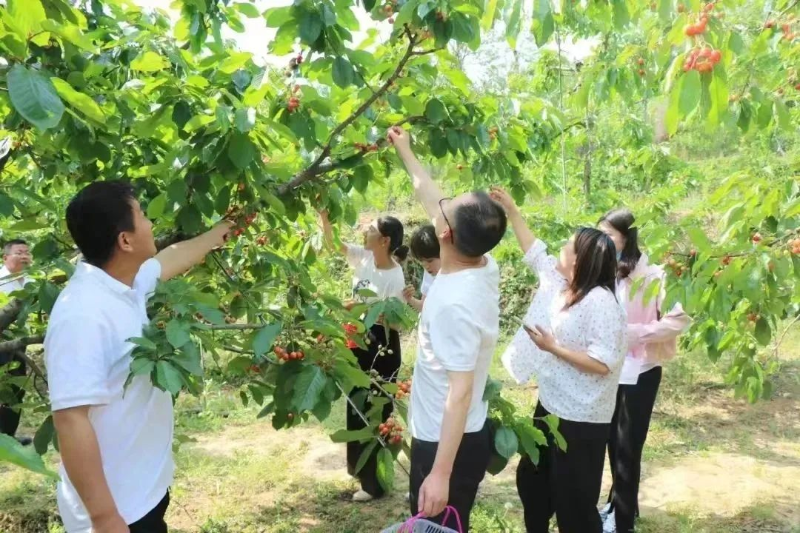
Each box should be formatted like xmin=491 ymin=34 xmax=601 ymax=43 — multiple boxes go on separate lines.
xmin=400 ymin=506 xmax=463 ymax=533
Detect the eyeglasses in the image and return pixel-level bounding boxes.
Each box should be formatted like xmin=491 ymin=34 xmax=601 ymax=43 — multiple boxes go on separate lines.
xmin=439 ymin=197 xmax=454 ymax=244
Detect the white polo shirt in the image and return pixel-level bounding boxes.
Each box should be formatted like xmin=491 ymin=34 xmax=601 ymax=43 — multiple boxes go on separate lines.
xmin=45 ymin=258 xmax=173 ymax=532
xmin=0 ymin=265 xmax=29 ymax=295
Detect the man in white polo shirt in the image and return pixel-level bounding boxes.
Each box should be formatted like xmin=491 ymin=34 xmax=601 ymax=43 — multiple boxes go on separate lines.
xmin=388 ymin=127 xmax=507 ymax=532
xmin=45 ymin=181 xmax=231 ymax=533
xmin=0 ymin=238 xmax=33 ymax=445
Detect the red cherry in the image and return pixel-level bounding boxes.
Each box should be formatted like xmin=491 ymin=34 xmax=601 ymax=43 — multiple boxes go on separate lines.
xmin=637 ymin=58 xmax=645 ymax=66
xmin=752 ymin=233 xmax=763 ymax=244
xmin=388 ymin=17 xmax=395 ymax=23
xmin=764 ymin=20 xmax=775 ymax=29
xmin=709 ymin=50 xmax=721 ymax=63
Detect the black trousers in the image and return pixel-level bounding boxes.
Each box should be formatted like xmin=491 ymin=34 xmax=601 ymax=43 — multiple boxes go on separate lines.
xmin=346 ymin=324 xmax=401 ymax=497
xmin=517 ymin=402 xmax=610 ymax=533
xmin=409 ymin=422 xmax=491 ymax=533
xmin=129 ymin=492 xmax=170 ymax=532
xmin=0 ymin=350 xmax=26 ymax=438
xmin=607 ymin=366 xmax=663 ymax=533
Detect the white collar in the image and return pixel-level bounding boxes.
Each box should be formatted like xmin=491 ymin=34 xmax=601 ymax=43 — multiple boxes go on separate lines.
xmin=75 ymin=261 xmax=134 ymax=295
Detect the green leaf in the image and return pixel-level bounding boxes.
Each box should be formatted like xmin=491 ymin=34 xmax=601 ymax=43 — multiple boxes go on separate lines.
xmin=147 ymin=193 xmax=168 ymax=219
xmin=166 ymin=321 xmax=191 ymax=348
xmin=706 ymin=70 xmax=728 ymax=128
xmin=330 ymin=427 xmax=373 ymax=443
xmin=228 ymin=132 xmax=255 ymax=170
xmin=612 ymin=0 xmax=630 ymax=29
xmin=376 ymin=447 xmax=395 ymax=492
xmin=252 ymin=322 xmax=282 ymax=357
xmin=7 ymin=65 xmax=64 ymax=131
xmin=292 ymin=365 xmax=327 ymax=412
xmin=128 ymin=336 xmax=157 ymax=351
xmin=680 ymin=70 xmax=701 ymax=116
xmin=481 ymin=0 xmax=499 ymax=30
xmin=0 ymin=434 xmax=58 ymax=479
xmin=130 ymin=358 xmax=156 ymax=377
xmin=8 ymin=0 xmax=46 ymax=41
xmin=235 ymin=2 xmax=261 ymax=18
xmin=38 ymin=282 xmax=60 ymax=314
xmin=33 ymin=416 xmax=55 ymax=455
xmin=299 ymin=10 xmax=323 ymax=44
xmin=351 ymin=165 xmax=372 ymax=194
xmin=394 ymin=0 xmax=418 ymax=26
xmin=425 ymin=99 xmax=447 ymax=124
xmin=354 ymin=440 xmax=378 ymax=474
xmin=50 ymin=78 xmax=104 ymax=123
xmin=754 ymin=318 xmax=771 ymax=346
xmin=451 ymin=13 xmax=476 ymax=44
xmin=531 ymin=0 xmax=554 ymax=47
xmin=155 ymin=361 xmax=184 ymax=395
xmin=494 ymin=426 xmax=519 ymax=460
xmin=505 ymin=0 xmax=523 ymax=48
xmin=774 ymin=99 xmax=790 ymax=130
xmin=131 ymin=51 xmax=169 ymax=72
xmin=265 ymin=6 xmax=293 ymax=27
xmin=234 ymin=107 xmax=256 ymax=133
xmin=332 ymin=56 xmax=355 ymax=88
xmin=542 ymin=414 xmax=567 ymax=451
xmin=517 ymin=422 xmax=546 ymax=464
xmin=687 ymin=227 xmax=711 ymax=253
xmin=218 ymin=51 xmax=252 ymax=74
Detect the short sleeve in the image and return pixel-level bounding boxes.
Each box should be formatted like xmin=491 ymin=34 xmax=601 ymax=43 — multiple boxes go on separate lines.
xmin=345 ymin=244 xmax=368 ymax=269
xmin=429 ymin=305 xmax=481 ymax=372
xmin=386 ymin=270 xmax=406 ymax=300
xmin=585 ymin=291 xmax=627 ymax=370
xmin=420 ymin=272 xmax=434 ymax=296
xmin=523 ymin=240 xmax=560 ymax=280
xmin=45 ymin=316 xmax=112 ymax=411
xmin=134 ymin=258 xmax=162 ymax=300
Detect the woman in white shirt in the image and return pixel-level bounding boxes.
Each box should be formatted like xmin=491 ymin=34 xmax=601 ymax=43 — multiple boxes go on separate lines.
xmin=598 ymin=209 xmax=690 ymax=533
xmin=491 ymin=189 xmax=626 ymax=533
xmin=318 ymin=210 xmax=407 ymax=503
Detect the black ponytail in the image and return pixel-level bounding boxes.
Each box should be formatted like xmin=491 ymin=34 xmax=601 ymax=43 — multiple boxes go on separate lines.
xmin=393 ymin=244 xmax=410 ymax=262
xmin=598 ymin=208 xmax=642 ymax=280
xmin=377 ymin=216 xmax=407 ymax=262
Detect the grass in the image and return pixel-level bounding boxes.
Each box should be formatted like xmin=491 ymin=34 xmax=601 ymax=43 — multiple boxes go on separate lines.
xmin=2 ymin=328 xmax=800 ymax=533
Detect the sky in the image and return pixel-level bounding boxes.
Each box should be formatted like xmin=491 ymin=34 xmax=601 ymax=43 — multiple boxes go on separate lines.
xmin=134 ymin=0 xmax=598 ymax=86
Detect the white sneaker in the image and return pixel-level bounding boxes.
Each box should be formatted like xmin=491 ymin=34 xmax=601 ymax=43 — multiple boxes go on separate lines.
xmin=598 ymin=503 xmax=612 ymax=523
xmin=603 ymin=510 xmax=616 ymax=533
xmin=352 ymin=489 xmax=374 ymax=502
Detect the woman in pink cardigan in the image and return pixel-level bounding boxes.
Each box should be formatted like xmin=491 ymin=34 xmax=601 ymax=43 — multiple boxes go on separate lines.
xmin=597 ymin=209 xmax=691 ymax=533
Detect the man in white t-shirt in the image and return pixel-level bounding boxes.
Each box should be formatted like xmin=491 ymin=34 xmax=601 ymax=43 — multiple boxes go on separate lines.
xmin=0 ymin=238 xmax=33 ymax=445
xmin=45 ymin=181 xmax=231 ymax=533
xmin=388 ymin=127 xmax=507 ymax=532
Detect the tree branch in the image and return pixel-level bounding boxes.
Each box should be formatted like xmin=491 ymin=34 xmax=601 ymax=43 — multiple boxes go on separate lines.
xmin=0 ymin=335 xmax=44 ymax=354
xmin=0 ymin=299 xmax=23 ymax=334
xmin=207 ymin=323 xmax=263 ymax=331
xmin=277 ymin=29 xmax=420 ymax=195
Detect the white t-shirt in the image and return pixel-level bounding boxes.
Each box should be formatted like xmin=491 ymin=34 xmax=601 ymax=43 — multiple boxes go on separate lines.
xmin=501 ymin=240 xmax=567 ymax=384
xmin=0 ymin=265 xmax=29 ymax=295
xmin=420 ymin=271 xmax=435 ymax=296
xmin=45 ymin=259 xmax=174 ymax=532
xmin=410 ymin=255 xmax=500 ymax=442
xmin=537 ymin=287 xmax=627 ymax=424
xmin=346 ymin=245 xmax=405 ymax=303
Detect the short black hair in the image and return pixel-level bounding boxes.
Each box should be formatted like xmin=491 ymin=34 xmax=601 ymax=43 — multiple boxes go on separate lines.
xmin=452 ymin=191 xmax=507 ymax=257
xmin=410 ymin=225 xmax=439 ymax=260
xmin=66 ymin=181 xmax=137 ymax=267
xmin=3 ymin=239 xmax=28 ymax=255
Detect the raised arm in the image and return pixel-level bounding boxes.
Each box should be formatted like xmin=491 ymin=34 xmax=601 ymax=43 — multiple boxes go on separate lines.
xmin=387 ymin=127 xmax=445 ymax=223
xmin=318 ymin=209 xmax=348 ymax=256
xmin=155 ymin=221 xmax=232 ymax=281
xmin=489 ymin=187 xmax=535 ymax=254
